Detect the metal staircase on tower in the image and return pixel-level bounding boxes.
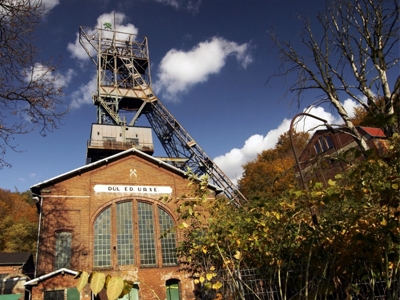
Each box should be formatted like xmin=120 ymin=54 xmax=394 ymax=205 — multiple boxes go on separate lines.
xmin=79 ymin=26 xmax=246 ymax=205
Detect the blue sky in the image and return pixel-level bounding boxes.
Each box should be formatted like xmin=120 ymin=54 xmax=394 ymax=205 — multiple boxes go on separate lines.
xmin=1 ymin=0 xmax=360 ymax=192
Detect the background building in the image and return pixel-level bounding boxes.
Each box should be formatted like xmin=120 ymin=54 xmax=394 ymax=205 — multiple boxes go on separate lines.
xmin=298 ymin=126 xmax=388 ymax=185
xmin=0 ymin=252 xmax=34 ymax=300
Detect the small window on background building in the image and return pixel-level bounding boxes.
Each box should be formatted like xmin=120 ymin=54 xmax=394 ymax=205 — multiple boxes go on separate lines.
xmin=314 ymin=141 xmax=322 ymax=154
xmin=44 ymin=290 xmax=64 ymax=300
xmin=166 ymin=279 xmax=180 ymax=300
xmin=324 ymin=136 xmax=333 ymax=150
xmin=55 ymin=232 xmax=72 ymax=269
xmin=319 ymin=137 xmax=328 ymax=152
xmin=314 ymin=136 xmax=333 ymax=154
xmin=44 ymin=288 xmax=80 ymax=300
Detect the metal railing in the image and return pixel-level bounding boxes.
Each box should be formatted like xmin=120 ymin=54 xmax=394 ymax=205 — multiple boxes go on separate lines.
xmin=87 ymin=140 xmax=154 ymax=153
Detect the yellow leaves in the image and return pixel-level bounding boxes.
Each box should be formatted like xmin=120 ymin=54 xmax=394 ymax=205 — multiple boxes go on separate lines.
xmin=194 ymin=270 xmax=220 ymax=291
xmin=206 ymin=273 xmax=216 ymax=281
xmin=233 ymin=250 xmax=242 ymax=260
xmin=202 ymin=246 xmax=208 ymax=254
xmin=90 ymin=272 xmax=105 ymax=296
xmin=212 ymin=282 xmax=223 ymax=290
xmin=380 ymin=218 xmax=387 ymax=226
xmin=120 ymin=281 xmax=135 ymax=298
xmin=280 ymin=201 xmax=295 ymax=210
xmin=195 ymin=273 xmax=215 ymax=284
xmin=75 ymin=271 xmax=89 ymax=292
xmin=106 ymin=276 xmax=124 ymax=300
xmin=272 ymin=211 xmax=281 ymax=220
xmin=292 ymin=190 xmax=303 ymax=197
xmin=75 ymin=271 xmax=131 ymax=299
xmin=180 ymin=222 xmax=189 ymax=229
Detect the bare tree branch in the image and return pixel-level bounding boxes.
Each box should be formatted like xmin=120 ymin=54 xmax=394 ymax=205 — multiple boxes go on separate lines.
xmin=0 ymin=0 xmax=69 ymax=168
xmin=269 ymin=0 xmax=399 ymax=149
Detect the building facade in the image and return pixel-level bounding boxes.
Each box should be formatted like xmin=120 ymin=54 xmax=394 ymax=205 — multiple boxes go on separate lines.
xmin=25 ymin=148 xmax=216 ymax=300
xmin=298 ymin=126 xmax=388 ymax=185
xmin=0 ymin=252 xmax=34 ymax=300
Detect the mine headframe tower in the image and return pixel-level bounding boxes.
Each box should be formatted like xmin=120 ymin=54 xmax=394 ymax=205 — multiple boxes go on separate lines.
xmin=79 ymin=26 xmax=246 ymax=205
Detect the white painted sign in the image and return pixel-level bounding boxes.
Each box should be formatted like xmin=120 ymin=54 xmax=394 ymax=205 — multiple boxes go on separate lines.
xmin=93 ymin=184 xmax=172 ymax=194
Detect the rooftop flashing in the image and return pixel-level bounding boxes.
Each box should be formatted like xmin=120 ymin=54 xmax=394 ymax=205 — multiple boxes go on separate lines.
xmin=24 ymin=268 xmax=78 ymax=286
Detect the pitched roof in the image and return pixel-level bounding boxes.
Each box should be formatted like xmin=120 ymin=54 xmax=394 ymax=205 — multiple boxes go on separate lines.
xmin=24 ymin=268 xmax=78 ymax=286
xmin=0 ymin=252 xmax=32 ymax=266
xmin=30 ymin=147 xmax=220 ymax=193
xmin=359 ymin=126 xmax=386 ymax=138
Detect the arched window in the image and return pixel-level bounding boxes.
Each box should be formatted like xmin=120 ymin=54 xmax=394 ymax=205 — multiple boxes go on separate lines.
xmin=93 ymin=200 xmax=177 ymax=268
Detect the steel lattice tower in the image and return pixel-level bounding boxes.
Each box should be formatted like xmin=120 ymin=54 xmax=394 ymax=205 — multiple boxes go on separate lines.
xmin=79 ymin=26 xmax=246 ymax=205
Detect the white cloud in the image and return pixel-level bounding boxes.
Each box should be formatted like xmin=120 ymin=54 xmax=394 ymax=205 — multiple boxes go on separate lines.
xmin=25 ymin=63 xmax=74 ymax=89
xmin=342 ymin=98 xmax=361 ymax=118
xmin=41 ymin=0 xmax=59 ymax=12
xmin=70 ymin=75 xmax=97 ymax=109
xmin=155 ymin=0 xmax=202 ymax=12
xmin=67 ymin=32 xmax=90 ymax=61
xmin=214 ymin=103 xmax=362 ymax=185
xmin=154 ymin=37 xmax=253 ymax=101
xmin=67 ymin=11 xmax=139 ymax=61
xmin=214 ymin=118 xmax=291 ymax=185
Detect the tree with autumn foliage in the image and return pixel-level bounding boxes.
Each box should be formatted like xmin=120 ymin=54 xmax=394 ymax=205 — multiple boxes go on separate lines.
xmin=0 ymin=189 xmax=38 ymax=254
xmin=351 ymin=93 xmax=400 ymax=130
xmin=238 ymin=130 xmax=309 ymax=199
xmin=74 ymin=135 xmax=399 ymax=299
xmin=172 ymin=133 xmax=399 ymax=299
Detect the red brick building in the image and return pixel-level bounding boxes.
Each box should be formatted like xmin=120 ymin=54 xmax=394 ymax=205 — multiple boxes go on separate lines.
xmin=0 ymin=252 xmax=34 ymax=300
xmin=298 ymin=126 xmax=388 ymax=185
xmin=25 ymin=148 xmax=216 ymax=300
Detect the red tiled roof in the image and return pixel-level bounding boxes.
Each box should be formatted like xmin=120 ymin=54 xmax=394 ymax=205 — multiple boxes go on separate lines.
xmin=360 ymin=127 xmax=386 ymax=138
